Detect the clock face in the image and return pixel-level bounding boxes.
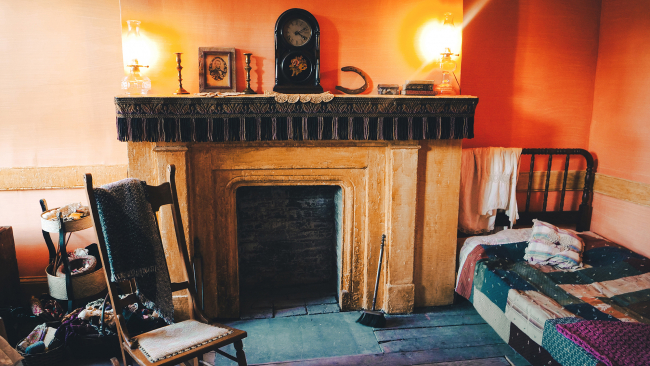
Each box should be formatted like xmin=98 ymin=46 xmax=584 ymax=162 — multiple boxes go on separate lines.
xmin=282 ymin=18 xmax=312 ymax=47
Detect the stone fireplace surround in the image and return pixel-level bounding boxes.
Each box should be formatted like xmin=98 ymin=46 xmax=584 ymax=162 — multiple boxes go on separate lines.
xmin=120 ymin=95 xmax=476 ymax=319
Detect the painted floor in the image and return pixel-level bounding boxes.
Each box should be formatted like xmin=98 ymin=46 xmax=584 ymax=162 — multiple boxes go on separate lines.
xmin=58 ymin=300 xmax=531 ymax=366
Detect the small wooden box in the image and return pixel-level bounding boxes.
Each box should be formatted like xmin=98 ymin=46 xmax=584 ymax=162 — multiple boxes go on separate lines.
xmin=377 ymin=84 xmax=400 ymax=95
xmin=0 ymin=227 xmax=21 ymax=307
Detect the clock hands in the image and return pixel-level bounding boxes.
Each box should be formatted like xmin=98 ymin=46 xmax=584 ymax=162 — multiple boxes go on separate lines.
xmin=294 ymin=30 xmax=308 ymax=41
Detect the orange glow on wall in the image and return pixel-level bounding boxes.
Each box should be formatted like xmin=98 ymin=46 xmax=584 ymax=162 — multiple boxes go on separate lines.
xmin=416 ymin=16 xmax=462 ymax=63
xmin=117 ymin=0 xmax=463 ymax=95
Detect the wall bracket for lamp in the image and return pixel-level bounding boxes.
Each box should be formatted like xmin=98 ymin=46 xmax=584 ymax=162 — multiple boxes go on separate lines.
xmin=335 ymin=66 xmax=369 ymax=94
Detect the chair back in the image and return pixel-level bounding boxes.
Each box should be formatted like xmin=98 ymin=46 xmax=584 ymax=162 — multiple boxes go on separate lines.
xmin=84 ymin=165 xmax=203 ymax=347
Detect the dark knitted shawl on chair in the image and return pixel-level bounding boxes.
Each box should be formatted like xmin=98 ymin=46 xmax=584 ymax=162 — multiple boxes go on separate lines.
xmin=93 ymin=178 xmax=173 ymax=324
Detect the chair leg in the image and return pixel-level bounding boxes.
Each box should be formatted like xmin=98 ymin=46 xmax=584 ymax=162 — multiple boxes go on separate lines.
xmin=234 ymin=340 xmax=247 ymax=366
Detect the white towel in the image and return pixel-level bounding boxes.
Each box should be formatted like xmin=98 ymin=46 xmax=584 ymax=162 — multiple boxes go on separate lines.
xmin=458 ymin=147 xmax=522 ymax=234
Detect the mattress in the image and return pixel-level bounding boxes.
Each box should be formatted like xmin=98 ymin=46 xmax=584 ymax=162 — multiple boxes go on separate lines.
xmin=456 ymin=229 xmax=650 ymax=365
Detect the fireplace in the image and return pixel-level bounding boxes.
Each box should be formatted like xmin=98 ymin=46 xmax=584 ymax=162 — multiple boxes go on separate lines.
xmin=118 ymin=95 xmax=477 ymax=319
xmin=236 ymin=185 xmax=342 ymax=294
xmin=237 ymin=185 xmax=343 ymax=318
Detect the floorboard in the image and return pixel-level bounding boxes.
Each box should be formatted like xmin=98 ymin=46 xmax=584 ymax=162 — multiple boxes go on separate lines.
xmin=255 ymin=345 xmax=526 ymax=366
xmin=62 ymin=299 xmax=531 ymax=366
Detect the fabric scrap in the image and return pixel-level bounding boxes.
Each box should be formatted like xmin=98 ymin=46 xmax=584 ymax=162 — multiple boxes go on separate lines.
xmin=543 ymin=318 xmax=599 ymax=366
xmin=556 ymin=320 xmax=650 ymax=366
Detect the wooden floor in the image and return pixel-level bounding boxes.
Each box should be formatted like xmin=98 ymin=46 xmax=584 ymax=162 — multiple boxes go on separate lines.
xmin=61 ymin=299 xmax=530 ymax=366
xmin=219 ymin=299 xmax=530 ymax=366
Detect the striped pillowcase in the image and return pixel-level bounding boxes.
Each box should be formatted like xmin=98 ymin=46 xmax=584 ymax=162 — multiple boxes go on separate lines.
xmin=524 ymin=220 xmax=584 ymax=269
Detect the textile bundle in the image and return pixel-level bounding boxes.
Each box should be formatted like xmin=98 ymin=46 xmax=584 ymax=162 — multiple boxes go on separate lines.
xmin=458 ymin=147 xmax=522 ymax=234
xmin=524 ymin=220 xmax=584 ymax=269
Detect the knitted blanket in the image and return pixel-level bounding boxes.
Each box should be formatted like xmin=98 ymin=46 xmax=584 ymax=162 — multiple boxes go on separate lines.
xmin=94 ymin=178 xmax=173 ymax=324
xmin=556 ymin=320 xmax=650 ymax=366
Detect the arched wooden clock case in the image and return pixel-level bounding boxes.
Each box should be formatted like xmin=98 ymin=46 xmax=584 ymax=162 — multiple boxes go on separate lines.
xmin=273 ymin=8 xmax=323 ymax=94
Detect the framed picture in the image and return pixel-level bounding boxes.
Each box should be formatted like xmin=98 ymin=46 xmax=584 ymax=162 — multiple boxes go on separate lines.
xmin=199 ymin=47 xmax=236 ymax=92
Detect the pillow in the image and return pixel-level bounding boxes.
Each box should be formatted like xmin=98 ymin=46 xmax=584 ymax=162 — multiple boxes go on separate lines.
xmin=524 ymin=220 xmax=584 ymax=269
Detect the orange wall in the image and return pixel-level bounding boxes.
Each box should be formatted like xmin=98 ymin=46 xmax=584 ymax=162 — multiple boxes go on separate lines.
xmin=4 ymin=0 xmax=464 ymax=279
xmin=0 ymin=0 xmax=124 ymax=278
xmin=120 ymin=0 xmax=463 ymax=95
xmin=461 ymin=0 xmax=601 ymax=149
xmin=588 ymin=0 xmax=650 ymax=257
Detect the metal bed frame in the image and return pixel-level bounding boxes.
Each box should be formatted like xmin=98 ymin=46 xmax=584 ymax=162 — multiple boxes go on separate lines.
xmin=495 ymin=148 xmax=595 ymax=232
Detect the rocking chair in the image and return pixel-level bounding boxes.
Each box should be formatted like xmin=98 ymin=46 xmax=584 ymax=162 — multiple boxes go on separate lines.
xmin=84 ymin=165 xmax=247 ymax=366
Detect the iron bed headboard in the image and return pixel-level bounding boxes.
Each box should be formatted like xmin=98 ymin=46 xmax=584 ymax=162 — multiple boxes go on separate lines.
xmin=495 ymin=148 xmax=595 ymax=232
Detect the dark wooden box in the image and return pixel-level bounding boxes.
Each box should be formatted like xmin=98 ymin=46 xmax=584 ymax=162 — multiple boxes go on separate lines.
xmin=0 ymin=226 xmax=21 ymax=307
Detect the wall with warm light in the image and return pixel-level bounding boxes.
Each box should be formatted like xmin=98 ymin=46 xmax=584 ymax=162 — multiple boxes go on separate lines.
xmin=588 ymin=0 xmax=650 ymax=258
xmin=119 ymin=0 xmax=463 ymax=95
xmin=461 ymin=0 xmax=601 ymax=149
xmin=0 ymin=0 xmax=125 ymax=281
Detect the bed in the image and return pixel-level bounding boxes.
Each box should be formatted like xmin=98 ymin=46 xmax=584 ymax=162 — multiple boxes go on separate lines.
xmin=456 ymin=148 xmax=650 ymax=366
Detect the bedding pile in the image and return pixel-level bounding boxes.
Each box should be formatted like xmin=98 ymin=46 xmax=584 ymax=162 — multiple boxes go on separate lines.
xmin=456 ymin=228 xmax=650 ymax=366
xmin=524 ymin=220 xmax=584 ymax=269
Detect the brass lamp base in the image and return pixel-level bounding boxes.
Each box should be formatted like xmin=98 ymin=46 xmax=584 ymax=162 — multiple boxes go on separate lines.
xmin=173 ymin=52 xmax=190 ymax=95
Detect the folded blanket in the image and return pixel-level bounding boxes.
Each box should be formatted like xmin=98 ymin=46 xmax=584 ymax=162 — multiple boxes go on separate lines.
xmin=556 ymin=320 xmax=650 ymax=366
xmin=94 ymin=178 xmax=173 ymax=324
xmin=524 ymin=220 xmax=584 ymax=269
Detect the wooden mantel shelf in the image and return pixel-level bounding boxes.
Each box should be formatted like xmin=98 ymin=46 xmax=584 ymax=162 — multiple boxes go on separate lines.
xmin=114 ymin=95 xmax=478 ymax=142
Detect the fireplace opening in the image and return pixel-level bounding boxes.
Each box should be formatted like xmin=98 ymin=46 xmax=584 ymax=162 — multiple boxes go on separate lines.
xmin=236 ymin=185 xmax=343 ymax=319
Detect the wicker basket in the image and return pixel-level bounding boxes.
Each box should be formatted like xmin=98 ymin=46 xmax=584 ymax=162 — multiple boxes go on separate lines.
xmin=40 ymin=208 xmax=92 ymax=233
xmin=16 ymin=338 xmax=65 ymax=366
xmin=46 ymin=265 xmax=106 ymax=300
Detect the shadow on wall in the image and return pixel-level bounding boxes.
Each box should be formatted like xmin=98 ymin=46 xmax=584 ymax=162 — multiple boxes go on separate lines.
xmin=461 ymin=0 xmax=519 ymax=148
xmin=316 ymin=14 xmax=340 ymax=94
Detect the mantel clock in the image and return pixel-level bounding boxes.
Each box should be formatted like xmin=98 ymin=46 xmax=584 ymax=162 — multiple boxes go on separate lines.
xmin=273 ymin=8 xmax=323 ymax=94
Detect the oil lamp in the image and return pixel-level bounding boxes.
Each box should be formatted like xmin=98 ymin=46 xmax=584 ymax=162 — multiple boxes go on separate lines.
xmin=121 ymin=20 xmax=151 ymax=95
xmin=435 ymin=13 xmax=459 ymax=95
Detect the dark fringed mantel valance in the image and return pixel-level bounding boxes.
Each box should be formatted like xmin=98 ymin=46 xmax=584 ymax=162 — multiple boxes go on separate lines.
xmin=114 ymin=95 xmax=478 ymax=142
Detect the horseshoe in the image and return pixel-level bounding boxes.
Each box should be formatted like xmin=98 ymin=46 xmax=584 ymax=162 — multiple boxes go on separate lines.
xmin=335 ymin=66 xmax=369 ymax=94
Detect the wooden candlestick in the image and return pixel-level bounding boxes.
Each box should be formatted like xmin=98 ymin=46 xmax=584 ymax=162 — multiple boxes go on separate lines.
xmin=174 ymin=52 xmax=190 ymax=95
xmin=242 ymin=53 xmax=256 ymax=94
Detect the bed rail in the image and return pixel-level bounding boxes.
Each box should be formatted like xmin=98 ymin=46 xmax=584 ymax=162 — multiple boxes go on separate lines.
xmin=495 ymin=148 xmax=594 ymax=232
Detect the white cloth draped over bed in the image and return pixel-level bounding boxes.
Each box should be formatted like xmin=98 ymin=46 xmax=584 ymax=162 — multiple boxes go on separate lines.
xmin=458 ymin=147 xmax=522 ymax=234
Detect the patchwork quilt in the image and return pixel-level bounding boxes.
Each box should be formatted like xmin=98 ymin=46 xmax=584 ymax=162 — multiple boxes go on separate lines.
xmin=456 ymin=229 xmax=650 ymax=366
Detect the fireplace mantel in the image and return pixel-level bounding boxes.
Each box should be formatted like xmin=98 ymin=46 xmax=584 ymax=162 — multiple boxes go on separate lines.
xmin=115 ymin=95 xmax=477 ymax=143
xmin=117 ymin=95 xmax=477 ymax=319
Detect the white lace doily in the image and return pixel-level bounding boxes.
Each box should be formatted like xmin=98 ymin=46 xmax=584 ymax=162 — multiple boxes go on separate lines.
xmin=264 ymin=90 xmax=334 ymax=104
xmin=194 ymin=92 xmax=246 ymax=97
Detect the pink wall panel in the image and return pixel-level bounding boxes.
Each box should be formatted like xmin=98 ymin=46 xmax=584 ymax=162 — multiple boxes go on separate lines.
xmin=591 ymin=193 xmax=650 ymax=258
xmin=589 ymin=0 xmax=650 ymax=185
xmin=588 ymin=0 xmax=650 ymax=255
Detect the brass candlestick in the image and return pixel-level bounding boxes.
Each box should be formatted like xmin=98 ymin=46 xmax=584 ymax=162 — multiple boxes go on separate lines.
xmin=173 ymin=52 xmax=190 ymax=95
xmin=242 ymin=53 xmax=256 ymax=94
